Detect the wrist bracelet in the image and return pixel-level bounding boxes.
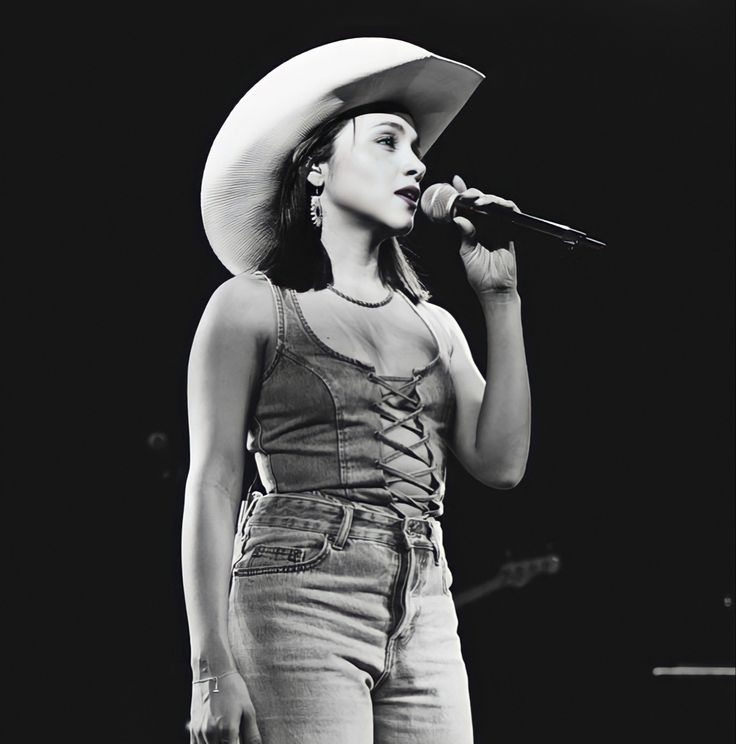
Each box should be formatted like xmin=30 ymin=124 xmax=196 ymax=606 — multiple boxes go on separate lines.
xmin=191 ymin=669 xmax=239 ymax=693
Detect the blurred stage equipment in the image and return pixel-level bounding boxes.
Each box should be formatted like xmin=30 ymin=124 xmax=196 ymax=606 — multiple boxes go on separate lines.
xmin=420 ymin=182 xmax=607 ymax=249
xmin=453 ymin=552 xmax=561 ymax=609
xmin=145 ymin=430 xmax=176 ymax=481
xmin=652 ymin=593 xmax=734 ymax=677
xmin=652 ymin=666 xmax=735 ymax=677
xmin=146 ymin=431 xmax=169 ymax=451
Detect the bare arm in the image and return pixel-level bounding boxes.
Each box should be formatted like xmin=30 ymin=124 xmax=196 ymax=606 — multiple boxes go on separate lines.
xmin=435 ymin=295 xmax=531 ymax=489
xmin=473 ymin=292 xmax=530 ymax=487
xmin=182 ymin=273 xmax=272 ymax=677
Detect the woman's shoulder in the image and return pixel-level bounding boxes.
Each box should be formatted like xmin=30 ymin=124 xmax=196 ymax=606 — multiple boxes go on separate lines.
xmin=415 ymin=298 xmax=460 ymax=355
xmin=416 ymin=298 xmax=458 ymax=332
xmin=202 ymin=271 xmax=276 ymax=339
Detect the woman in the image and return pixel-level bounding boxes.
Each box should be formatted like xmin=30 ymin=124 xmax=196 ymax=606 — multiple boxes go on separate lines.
xmin=183 ymin=38 xmax=531 ymax=744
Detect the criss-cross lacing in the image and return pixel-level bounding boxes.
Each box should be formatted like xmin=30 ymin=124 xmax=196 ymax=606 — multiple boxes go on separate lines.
xmin=367 ymin=371 xmax=441 ymax=510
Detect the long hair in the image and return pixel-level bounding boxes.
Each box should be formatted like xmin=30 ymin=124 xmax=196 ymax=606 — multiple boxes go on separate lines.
xmin=258 ymin=108 xmax=432 ymax=304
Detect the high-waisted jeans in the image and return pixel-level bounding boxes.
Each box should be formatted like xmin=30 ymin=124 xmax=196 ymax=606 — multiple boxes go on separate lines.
xmin=227 ymin=491 xmax=474 ymax=743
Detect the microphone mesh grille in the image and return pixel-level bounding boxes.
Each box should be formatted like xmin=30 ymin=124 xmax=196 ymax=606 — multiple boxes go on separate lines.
xmin=419 ymin=183 xmax=459 ymax=223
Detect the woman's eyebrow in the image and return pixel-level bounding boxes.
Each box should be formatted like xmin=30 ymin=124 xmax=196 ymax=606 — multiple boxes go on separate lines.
xmin=371 ymin=121 xmax=422 ymax=155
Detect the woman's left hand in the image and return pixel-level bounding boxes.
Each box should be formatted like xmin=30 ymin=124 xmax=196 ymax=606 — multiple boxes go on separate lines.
xmin=451 ymin=174 xmax=520 ymax=297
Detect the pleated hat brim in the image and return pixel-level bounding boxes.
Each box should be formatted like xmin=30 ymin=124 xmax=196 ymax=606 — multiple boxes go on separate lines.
xmin=201 ymin=37 xmax=485 ymax=275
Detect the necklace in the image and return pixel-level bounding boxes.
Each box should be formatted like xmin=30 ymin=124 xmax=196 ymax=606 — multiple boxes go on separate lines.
xmin=326 ymin=283 xmax=394 ymax=308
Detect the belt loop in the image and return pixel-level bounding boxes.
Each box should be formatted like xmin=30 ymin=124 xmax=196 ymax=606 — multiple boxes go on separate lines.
xmin=426 ymin=520 xmax=441 ymax=565
xmin=332 ymin=503 xmax=354 ymax=550
xmin=400 ymin=517 xmax=414 ymax=551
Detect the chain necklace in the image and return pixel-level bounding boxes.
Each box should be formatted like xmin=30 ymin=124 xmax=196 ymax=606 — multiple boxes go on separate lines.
xmin=326 ymin=283 xmax=394 ymax=308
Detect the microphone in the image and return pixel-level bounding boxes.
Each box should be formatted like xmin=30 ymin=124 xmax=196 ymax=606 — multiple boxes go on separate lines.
xmin=420 ymin=182 xmax=606 ymax=249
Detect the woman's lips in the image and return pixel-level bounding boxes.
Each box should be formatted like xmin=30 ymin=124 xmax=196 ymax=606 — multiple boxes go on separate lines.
xmin=395 ymin=193 xmax=418 ymax=209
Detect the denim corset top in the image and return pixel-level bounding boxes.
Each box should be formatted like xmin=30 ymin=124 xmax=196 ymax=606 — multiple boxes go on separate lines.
xmin=246 ymin=272 xmax=457 ymax=517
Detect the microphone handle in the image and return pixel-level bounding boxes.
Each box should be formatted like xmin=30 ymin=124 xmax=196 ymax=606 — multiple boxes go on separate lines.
xmin=457 ymin=201 xmax=606 ymax=249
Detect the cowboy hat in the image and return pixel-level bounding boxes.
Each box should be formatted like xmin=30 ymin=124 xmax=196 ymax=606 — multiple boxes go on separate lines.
xmin=201 ymin=37 xmax=484 ymax=274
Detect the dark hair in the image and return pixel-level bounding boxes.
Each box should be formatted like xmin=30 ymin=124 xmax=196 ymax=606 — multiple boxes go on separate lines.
xmin=258 ymin=106 xmax=431 ymax=304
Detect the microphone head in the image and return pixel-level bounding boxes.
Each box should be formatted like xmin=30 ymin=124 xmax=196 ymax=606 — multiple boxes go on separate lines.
xmin=419 ymin=182 xmax=460 ymax=223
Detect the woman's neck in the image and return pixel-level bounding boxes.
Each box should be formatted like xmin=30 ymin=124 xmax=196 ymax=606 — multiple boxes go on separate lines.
xmin=319 ymin=218 xmax=390 ymax=294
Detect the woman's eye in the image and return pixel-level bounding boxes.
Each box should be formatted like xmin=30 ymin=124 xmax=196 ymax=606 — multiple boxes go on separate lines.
xmin=377 ymin=135 xmax=397 ymax=148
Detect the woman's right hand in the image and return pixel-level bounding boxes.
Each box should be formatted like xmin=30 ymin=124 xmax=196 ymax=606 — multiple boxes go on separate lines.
xmin=188 ymin=672 xmax=262 ymax=744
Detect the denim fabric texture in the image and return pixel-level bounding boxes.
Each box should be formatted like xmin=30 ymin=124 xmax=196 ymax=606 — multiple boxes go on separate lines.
xmin=229 ymin=274 xmax=473 ymax=741
xmin=228 ymin=492 xmax=474 ymax=743
xmin=247 ymin=272 xmax=456 ymax=517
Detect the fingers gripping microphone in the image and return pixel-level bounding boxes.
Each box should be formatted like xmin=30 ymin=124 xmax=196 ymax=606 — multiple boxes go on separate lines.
xmin=419 ymin=183 xmax=606 ymax=249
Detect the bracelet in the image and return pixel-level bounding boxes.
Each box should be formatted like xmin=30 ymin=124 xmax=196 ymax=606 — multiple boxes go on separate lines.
xmin=191 ymin=669 xmax=239 ymax=693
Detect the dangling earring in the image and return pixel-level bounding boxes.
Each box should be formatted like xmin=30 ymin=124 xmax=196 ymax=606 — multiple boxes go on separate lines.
xmin=309 ymin=185 xmax=323 ymax=229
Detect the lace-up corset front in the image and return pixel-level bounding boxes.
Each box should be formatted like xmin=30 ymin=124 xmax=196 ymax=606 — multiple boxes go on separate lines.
xmin=246 ymin=272 xmax=456 ymax=517
xmin=367 ymin=371 xmax=442 ymax=511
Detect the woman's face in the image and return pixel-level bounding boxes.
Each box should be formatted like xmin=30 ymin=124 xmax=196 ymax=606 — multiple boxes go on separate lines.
xmin=315 ymin=112 xmax=427 ymax=237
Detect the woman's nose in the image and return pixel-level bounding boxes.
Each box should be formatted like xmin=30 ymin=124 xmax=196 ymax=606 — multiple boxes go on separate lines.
xmin=405 ymin=154 xmax=427 ymax=182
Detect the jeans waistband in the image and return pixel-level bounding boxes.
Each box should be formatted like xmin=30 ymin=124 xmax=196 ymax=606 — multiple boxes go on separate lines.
xmin=241 ymin=491 xmax=442 ymax=562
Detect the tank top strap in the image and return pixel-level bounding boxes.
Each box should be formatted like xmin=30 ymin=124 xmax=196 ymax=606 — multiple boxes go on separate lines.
xmin=410 ymin=298 xmax=454 ymax=366
xmin=253 ymin=272 xmax=317 ymax=360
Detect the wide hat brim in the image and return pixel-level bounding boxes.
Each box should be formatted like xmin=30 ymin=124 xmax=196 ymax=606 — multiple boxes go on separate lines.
xmin=201 ymin=37 xmax=485 ymax=275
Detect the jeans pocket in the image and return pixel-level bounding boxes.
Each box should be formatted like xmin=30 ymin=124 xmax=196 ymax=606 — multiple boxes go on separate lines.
xmin=233 ymin=524 xmax=331 ymax=577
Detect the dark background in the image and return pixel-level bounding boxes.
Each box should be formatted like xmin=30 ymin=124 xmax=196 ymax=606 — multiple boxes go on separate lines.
xmin=27 ymin=1 xmax=733 ymax=742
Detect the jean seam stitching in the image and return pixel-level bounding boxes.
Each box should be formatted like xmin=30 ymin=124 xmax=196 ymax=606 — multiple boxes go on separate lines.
xmin=274 ymin=351 xmax=344 ymax=489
